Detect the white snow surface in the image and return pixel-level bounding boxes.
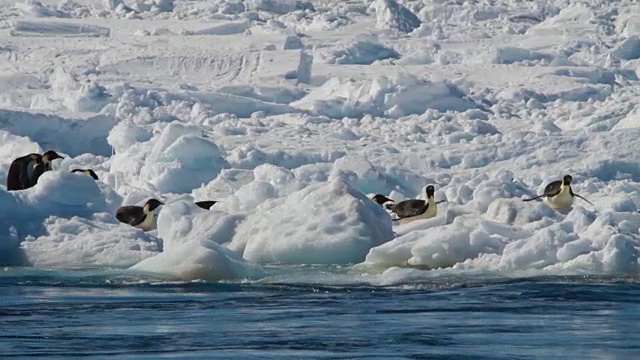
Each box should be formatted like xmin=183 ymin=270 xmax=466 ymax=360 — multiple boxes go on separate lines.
xmin=0 ymin=0 xmax=639 ymax=284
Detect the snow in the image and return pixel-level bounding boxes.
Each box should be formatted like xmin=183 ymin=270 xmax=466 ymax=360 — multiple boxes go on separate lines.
xmin=0 ymin=0 xmax=639 ymax=284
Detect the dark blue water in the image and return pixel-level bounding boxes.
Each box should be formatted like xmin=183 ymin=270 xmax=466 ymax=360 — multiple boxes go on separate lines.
xmin=1 ymin=268 xmax=639 ymax=359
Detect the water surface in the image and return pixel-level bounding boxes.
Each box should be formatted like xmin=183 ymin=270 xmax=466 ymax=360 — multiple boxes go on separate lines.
xmin=1 ymin=268 xmax=639 ymax=359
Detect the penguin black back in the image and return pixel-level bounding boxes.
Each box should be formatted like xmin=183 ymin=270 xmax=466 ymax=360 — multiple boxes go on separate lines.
xmin=71 ymin=168 xmax=99 ymax=180
xmin=7 ymin=153 xmax=42 ymax=191
xmin=195 ymin=200 xmax=218 ymax=210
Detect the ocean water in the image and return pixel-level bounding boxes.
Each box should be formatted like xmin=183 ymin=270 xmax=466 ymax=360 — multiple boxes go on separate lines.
xmin=1 ymin=267 xmax=639 ymax=359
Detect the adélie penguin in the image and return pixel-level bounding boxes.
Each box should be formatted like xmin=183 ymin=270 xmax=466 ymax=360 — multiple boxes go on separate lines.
xmin=385 ymin=185 xmax=445 ymax=224
xmin=522 ymin=174 xmax=594 ymax=209
xmin=115 ymin=199 xmax=164 ymax=231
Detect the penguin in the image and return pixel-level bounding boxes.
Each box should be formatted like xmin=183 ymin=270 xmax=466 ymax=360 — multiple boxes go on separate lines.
xmin=41 ymin=150 xmax=64 ymax=171
xmin=7 ymin=153 xmax=42 ymax=190
xmin=522 ymin=174 xmax=594 ymax=209
xmin=71 ymin=169 xmax=99 ymax=180
xmin=370 ymin=194 xmax=394 ymax=206
xmin=195 ymin=200 xmax=218 ymax=210
xmin=115 ymin=198 xmax=164 ymax=231
xmin=385 ymin=185 xmax=444 ymax=224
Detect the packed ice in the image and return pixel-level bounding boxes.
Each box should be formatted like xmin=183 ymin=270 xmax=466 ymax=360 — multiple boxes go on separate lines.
xmin=0 ymin=0 xmax=639 ymax=284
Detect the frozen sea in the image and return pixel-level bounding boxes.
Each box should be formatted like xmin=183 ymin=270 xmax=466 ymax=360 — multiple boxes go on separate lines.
xmin=2 ymin=269 xmax=639 ymax=359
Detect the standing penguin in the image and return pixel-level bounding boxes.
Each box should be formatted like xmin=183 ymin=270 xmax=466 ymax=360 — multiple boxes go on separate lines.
xmin=522 ymin=174 xmax=594 ymax=209
xmin=7 ymin=153 xmax=42 ymax=190
xmin=7 ymin=150 xmax=65 ymax=191
xmin=115 ymin=199 xmax=165 ymax=231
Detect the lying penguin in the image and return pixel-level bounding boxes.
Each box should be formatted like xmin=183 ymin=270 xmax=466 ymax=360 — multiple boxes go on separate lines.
xmin=116 ymin=199 xmax=219 ymax=231
xmin=116 ymin=198 xmax=164 ymax=231
xmin=522 ymin=174 xmax=594 ymax=209
xmin=71 ymin=168 xmax=99 ymax=180
xmin=385 ymin=185 xmax=445 ymax=225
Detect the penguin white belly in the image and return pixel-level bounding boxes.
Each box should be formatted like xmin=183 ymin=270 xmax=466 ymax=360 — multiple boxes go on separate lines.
xmin=545 ymin=190 xmax=574 ymax=209
xmin=136 ymin=211 xmax=157 ymax=231
xmin=396 ymin=203 xmax=437 ymax=225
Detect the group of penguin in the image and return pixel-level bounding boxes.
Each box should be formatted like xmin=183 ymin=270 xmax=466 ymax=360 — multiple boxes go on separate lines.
xmin=5 ymin=150 xmax=602 ymax=232
xmin=370 ymin=174 xmax=596 ymax=225
xmin=6 ymin=150 xmax=219 ymax=232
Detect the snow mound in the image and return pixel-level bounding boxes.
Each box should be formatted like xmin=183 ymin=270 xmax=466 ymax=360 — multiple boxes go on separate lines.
xmin=45 ymin=67 xmax=111 ymax=113
xmin=245 ymin=0 xmax=300 ymax=15
xmin=228 ymin=179 xmax=395 ymax=265
xmin=291 ymin=74 xmax=477 ymax=119
xmin=526 ymin=5 xmax=597 ymax=37
xmin=370 ymin=0 xmax=421 ymax=34
xmin=109 ymin=121 xmax=229 ymax=195
xmin=357 ymin=214 xmax=513 ymax=272
xmin=318 ymin=36 xmax=400 ymax=65
xmin=0 ymin=171 xmax=121 ymax=266
xmin=131 ymin=200 xmax=263 ymax=282
xmin=358 ymin=205 xmax=640 ymax=276
xmin=201 ymin=163 xmax=306 ymax=214
xmin=14 ymin=0 xmax=91 ymax=18
xmin=21 ymin=214 xmax=161 ymax=268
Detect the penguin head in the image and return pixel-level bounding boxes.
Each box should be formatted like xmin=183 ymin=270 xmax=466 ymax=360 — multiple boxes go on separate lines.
xmin=71 ymin=168 xmax=99 ymax=180
xmin=371 ymin=194 xmax=394 ymax=205
xmin=144 ymin=198 xmax=164 ymax=212
xmin=42 ymin=150 xmax=64 ymax=163
xmin=562 ymin=175 xmax=572 ymax=186
xmin=425 ymin=185 xmax=435 ymax=198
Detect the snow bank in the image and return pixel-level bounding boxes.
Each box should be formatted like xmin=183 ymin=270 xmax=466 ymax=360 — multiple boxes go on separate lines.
xmin=356 ymin=194 xmax=640 ymax=277
xmin=131 ymin=200 xmax=263 ymax=282
xmin=184 ymin=21 xmax=250 ymax=36
xmin=228 ymin=179 xmax=395 ymax=265
xmin=291 ymin=74 xmax=476 ymax=119
xmin=21 ymin=214 xmax=161 ymax=268
xmin=10 ymin=21 xmax=110 ymax=37
xmin=0 ymin=109 xmax=116 ymax=157
xmin=0 ymin=171 xmax=124 ymax=266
